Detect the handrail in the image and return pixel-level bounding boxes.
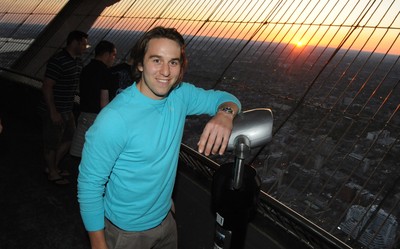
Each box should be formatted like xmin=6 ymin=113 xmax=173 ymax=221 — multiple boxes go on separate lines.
xmin=0 ymin=67 xmax=42 ymax=89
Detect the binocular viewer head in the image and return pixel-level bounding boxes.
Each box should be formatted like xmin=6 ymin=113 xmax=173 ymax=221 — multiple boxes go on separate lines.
xmin=227 ymin=108 xmax=273 ymax=152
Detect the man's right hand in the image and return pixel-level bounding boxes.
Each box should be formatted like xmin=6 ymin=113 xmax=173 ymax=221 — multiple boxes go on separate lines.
xmin=50 ymin=111 xmax=63 ymax=125
xmin=89 ymin=230 xmax=109 ymax=249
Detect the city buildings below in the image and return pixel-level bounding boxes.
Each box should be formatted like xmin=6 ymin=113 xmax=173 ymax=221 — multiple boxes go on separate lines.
xmin=339 ymin=205 xmax=398 ymax=249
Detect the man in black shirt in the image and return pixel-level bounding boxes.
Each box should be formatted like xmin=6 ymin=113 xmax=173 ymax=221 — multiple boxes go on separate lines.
xmin=70 ymin=40 xmax=117 ymax=158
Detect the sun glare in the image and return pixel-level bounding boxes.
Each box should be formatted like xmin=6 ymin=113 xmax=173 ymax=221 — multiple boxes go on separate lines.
xmin=296 ymin=41 xmax=304 ymax=47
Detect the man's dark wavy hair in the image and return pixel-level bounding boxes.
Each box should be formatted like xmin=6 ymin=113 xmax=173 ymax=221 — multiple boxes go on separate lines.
xmin=131 ymin=26 xmax=188 ymax=87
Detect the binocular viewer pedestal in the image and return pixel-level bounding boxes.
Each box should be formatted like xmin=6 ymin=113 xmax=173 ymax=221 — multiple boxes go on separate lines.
xmin=212 ymin=108 xmax=273 ymax=249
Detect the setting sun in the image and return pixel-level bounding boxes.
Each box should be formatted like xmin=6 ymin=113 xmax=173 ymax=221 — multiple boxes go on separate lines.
xmin=296 ymin=41 xmax=304 ymax=47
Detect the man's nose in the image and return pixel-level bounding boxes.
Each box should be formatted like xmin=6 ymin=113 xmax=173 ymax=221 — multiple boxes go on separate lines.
xmin=160 ymin=63 xmax=170 ymax=76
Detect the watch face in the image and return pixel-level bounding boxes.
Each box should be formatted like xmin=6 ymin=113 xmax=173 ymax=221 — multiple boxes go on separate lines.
xmin=220 ymin=107 xmax=234 ymax=115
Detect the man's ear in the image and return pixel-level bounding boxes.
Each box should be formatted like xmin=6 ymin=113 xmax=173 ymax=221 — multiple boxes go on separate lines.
xmin=137 ymin=63 xmax=143 ymax=72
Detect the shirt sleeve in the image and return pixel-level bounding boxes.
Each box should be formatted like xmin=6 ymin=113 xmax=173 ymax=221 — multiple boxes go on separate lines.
xmin=77 ymin=107 xmax=128 ymax=231
xmin=178 ymin=83 xmax=241 ymax=116
xmin=45 ymin=56 xmax=63 ymax=82
xmin=100 ymin=68 xmax=113 ymax=90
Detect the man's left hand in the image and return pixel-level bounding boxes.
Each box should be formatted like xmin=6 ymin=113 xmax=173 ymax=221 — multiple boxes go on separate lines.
xmin=197 ymin=112 xmax=234 ymax=156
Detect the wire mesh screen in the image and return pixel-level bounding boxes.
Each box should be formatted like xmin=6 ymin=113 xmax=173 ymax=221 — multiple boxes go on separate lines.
xmin=0 ymin=0 xmax=68 ymax=68
xmin=1 ymin=0 xmax=400 ymax=248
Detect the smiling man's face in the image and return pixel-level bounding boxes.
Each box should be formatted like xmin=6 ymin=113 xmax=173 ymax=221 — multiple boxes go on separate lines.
xmin=136 ymin=38 xmax=182 ymax=100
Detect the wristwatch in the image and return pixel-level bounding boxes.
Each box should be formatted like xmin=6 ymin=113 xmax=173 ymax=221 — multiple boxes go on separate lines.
xmin=218 ymin=106 xmax=235 ymax=115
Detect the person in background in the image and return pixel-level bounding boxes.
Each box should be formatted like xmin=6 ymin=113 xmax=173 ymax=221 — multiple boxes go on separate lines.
xmin=40 ymin=30 xmax=88 ymax=185
xmin=109 ymin=50 xmax=134 ymax=100
xmin=70 ymin=40 xmax=117 ymax=158
xmin=78 ymin=26 xmax=241 ymax=249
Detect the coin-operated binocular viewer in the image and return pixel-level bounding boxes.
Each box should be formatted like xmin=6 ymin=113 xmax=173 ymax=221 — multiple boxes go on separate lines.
xmin=212 ymin=108 xmax=273 ymax=249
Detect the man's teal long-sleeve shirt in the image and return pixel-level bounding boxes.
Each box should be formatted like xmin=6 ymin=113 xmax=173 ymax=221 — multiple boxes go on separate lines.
xmin=78 ymin=82 xmax=241 ymax=232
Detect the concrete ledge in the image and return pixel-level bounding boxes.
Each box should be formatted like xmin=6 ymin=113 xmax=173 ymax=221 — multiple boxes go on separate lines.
xmin=0 ymin=69 xmax=42 ymax=89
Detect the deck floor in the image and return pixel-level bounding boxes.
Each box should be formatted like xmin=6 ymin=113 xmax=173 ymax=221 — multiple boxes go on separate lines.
xmin=0 ymin=109 xmax=91 ymax=248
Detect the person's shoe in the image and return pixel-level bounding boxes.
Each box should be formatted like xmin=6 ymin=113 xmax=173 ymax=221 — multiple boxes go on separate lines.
xmin=48 ymin=177 xmax=70 ymax=185
xmin=44 ymin=168 xmax=70 ymax=176
xmin=58 ymin=169 xmax=70 ymax=176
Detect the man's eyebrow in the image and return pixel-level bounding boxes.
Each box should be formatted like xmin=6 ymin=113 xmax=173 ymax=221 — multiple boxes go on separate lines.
xmin=148 ymin=54 xmax=161 ymax=59
xmin=148 ymin=54 xmax=180 ymax=62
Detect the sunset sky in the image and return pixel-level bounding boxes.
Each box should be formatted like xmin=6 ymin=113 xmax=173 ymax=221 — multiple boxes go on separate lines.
xmin=2 ymin=0 xmax=400 ymax=54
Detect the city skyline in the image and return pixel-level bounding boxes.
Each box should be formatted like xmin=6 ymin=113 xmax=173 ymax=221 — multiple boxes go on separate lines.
xmin=1 ymin=0 xmax=400 ymax=55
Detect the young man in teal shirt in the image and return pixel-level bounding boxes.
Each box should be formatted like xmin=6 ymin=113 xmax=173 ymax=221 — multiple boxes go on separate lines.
xmin=78 ymin=26 xmax=241 ymax=249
